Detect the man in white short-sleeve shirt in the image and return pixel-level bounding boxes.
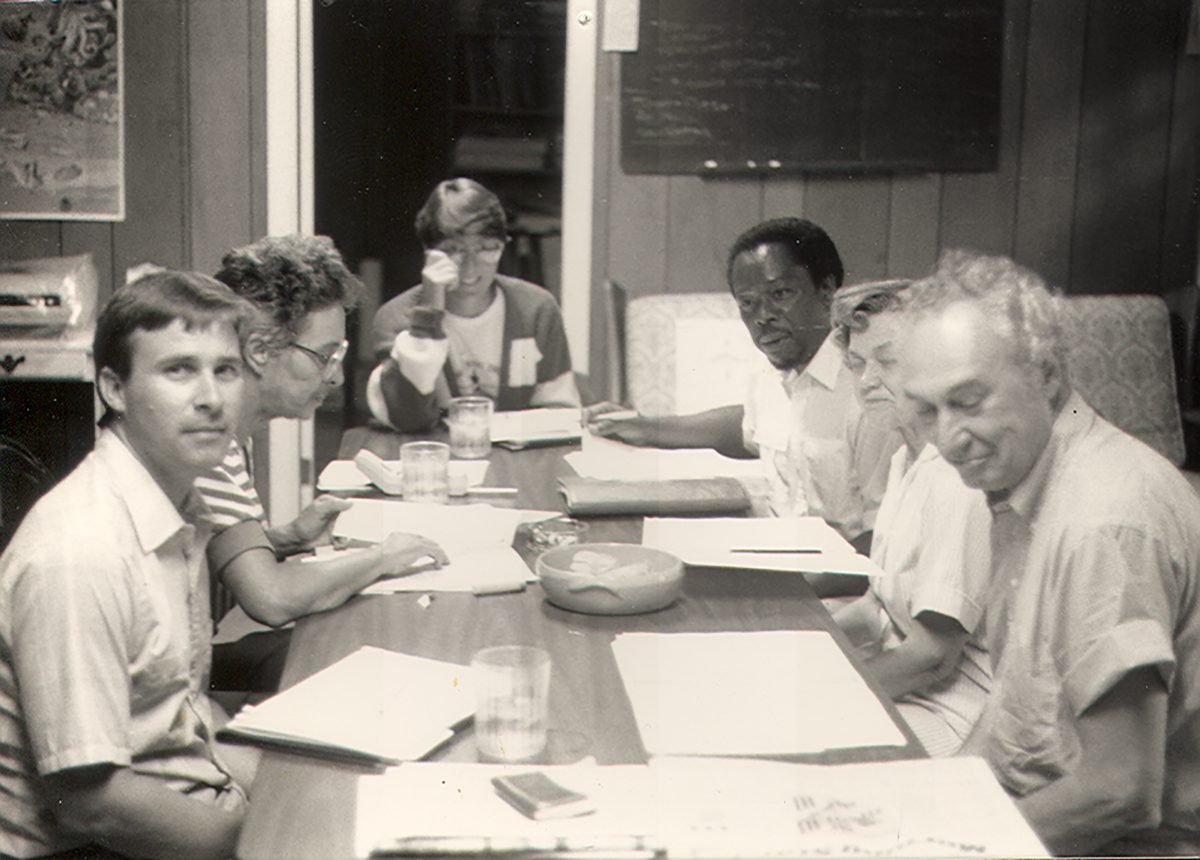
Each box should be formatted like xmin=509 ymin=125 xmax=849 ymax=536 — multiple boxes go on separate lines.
xmin=0 ymin=271 xmax=257 ymax=859
xmin=903 ymin=251 xmax=1200 ymax=857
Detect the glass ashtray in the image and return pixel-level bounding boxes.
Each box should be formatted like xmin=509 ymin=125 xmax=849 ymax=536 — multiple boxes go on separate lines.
xmin=527 ymin=516 xmax=589 ymax=552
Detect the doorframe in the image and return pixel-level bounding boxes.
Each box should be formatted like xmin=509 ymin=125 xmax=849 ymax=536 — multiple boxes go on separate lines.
xmin=264 ymin=0 xmax=314 ymax=526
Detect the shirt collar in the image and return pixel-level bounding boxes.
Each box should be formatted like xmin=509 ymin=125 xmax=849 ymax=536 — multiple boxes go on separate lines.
xmin=778 ymin=333 xmax=842 ymax=391
xmin=993 ymin=390 xmax=1094 ymax=521
xmin=95 ymin=429 xmax=212 ymax=555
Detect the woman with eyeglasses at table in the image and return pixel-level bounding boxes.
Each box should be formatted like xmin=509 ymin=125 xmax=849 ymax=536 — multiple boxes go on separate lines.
xmin=366 ymin=178 xmax=580 ymax=433
xmin=828 ymin=279 xmax=993 ymax=758
xmin=198 ymin=234 xmax=447 ymax=692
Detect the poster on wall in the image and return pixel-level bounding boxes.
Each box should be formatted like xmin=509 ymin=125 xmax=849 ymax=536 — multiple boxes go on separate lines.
xmin=0 ymin=0 xmax=123 ymax=221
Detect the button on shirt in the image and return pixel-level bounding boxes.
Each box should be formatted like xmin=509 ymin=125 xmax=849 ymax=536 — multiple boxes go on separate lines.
xmin=741 ymin=334 xmax=902 ymax=539
xmin=976 ymin=393 xmax=1200 ymax=852
xmin=0 ymin=430 xmax=243 ymax=858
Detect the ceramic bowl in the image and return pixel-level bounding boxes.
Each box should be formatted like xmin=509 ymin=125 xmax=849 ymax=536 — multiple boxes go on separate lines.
xmin=535 ymin=542 xmax=684 ymax=615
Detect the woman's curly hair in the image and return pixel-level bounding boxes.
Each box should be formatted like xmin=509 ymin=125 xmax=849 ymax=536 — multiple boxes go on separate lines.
xmin=214 ymin=234 xmax=363 ymax=349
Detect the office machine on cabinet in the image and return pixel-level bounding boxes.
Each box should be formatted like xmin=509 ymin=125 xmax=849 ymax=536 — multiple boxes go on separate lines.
xmin=0 ymin=253 xmax=100 ymax=551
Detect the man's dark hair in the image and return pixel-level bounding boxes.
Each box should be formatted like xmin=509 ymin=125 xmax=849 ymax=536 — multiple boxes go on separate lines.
xmin=414 ymin=178 xmax=508 ymax=249
xmin=214 ymin=233 xmax=363 ymax=349
xmin=95 ymin=270 xmax=250 ymax=382
xmin=94 ymin=270 xmax=251 ymax=425
xmin=725 ymin=217 xmax=845 ymax=292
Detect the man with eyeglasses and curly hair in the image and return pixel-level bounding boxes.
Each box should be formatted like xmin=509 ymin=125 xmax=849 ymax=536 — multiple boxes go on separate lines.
xmin=367 ymin=178 xmax=580 ymax=432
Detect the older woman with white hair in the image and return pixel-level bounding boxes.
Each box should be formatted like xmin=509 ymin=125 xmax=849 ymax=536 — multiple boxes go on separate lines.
xmin=828 ymin=278 xmax=992 ymax=757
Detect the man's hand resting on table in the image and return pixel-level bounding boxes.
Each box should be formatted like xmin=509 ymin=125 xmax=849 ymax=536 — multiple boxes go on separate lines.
xmin=584 ymin=401 xmax=659 ymax=447
xmin=372 ymin=532 xmax=449 ymax=580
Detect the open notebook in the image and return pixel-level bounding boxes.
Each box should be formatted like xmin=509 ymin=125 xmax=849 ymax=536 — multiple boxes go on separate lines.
xmin=219 ymin=646 xmax=473 ymax=765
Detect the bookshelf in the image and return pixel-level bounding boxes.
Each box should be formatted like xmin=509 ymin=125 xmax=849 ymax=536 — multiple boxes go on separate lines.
xmin=449 ymin=0 xmax=565 ymax=299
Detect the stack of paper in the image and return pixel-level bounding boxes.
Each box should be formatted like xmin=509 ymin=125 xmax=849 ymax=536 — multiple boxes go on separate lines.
xmin=359 ymin=546 xmax=535 ymax=595
xmin=565 ymin=430 xmax=764 ymax=482
xmin=317 ymin=458 xmax=489 ymax=493
xmin=220 ymin=646 xmax=472 ymax=764
xmin=353 ymin=757 xmax=1048 ymax=858
xmin=333 ymin=500 xmax=521 ymax=550
xmin=641 ymin=516 xmax=885 ymax=576
xmin=612 ymin=631 xmax=906 ymax=756
xmin=490 ymin=407 xmax=582 ymax=447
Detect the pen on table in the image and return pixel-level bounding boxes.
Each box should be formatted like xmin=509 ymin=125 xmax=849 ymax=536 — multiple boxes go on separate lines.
xmin=467 ymin=486 xmax=519 ymax=496
xmin=730 ymin=548 xmax=821 ymax=554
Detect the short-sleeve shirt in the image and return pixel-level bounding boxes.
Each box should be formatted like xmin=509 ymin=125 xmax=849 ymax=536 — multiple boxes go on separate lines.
xmin=0 ymin=430 xmax=245 ymax=858
xmin=370 ymin=274 xmax=576 ymax=413
xmin=977 ymin=393 xmax=1200 ymax=851
xmin=869 ymin=443 xmax=992 ymax=741
xmin=741 ymin=334 xmax=903 ymax=539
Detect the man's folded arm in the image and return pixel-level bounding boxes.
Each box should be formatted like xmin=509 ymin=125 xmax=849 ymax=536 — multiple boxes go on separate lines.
xmin=47 ymin=765 xmax=243 ymax=860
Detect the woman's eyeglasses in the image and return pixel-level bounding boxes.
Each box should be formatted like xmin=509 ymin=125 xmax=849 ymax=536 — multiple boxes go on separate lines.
xmin=290 ymin=338 xmax=349 ymax=382
xmin=434 ymin=237 xmax=507 ymax=264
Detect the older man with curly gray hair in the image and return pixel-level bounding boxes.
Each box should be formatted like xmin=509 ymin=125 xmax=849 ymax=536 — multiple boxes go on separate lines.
xmin=902 ymin=250 xmax=1200 ymax=856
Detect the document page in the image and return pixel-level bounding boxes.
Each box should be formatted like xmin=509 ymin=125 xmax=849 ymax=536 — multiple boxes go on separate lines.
xmin=355 ymin=762 xmax=659 ymax=858
xmin=317 ymin=458 xmax=489 ymax=492
xmin=641 ymin=516 xmax=886 ymax=576
xmin=332 ymin=499 xmax=521 ymax=550
xmin=359 ymin=546 xmax=534 ymax=594
xmin=490 ymin=407 xmax=582 ymax=444
xmin=221 ymin=646 xmax=473 ymax=764
xmin=649 ymin=756 xmax=1048 ymax=858
xmin=612 ymin=631 xmax=906 ymax=755
xmin=565 ymin=430 xmax=764 ymax=481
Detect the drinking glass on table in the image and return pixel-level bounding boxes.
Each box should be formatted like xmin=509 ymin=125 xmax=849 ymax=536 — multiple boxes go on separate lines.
xmin=447 ymin=395 xmax=493 ymax=459
xmin=471 ymin=645 xmax=551 ymax=761
xmin=400 ymin=440 xmax=450 ymax=503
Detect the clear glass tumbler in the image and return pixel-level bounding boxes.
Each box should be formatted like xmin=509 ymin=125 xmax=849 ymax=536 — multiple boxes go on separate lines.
xmin=400 ymin=440 xmax=450 ymax=503
xmin=447 ymin=395 xmax=494 ymax=459
xmin=470 ymin=645 xmax=551 ymax=761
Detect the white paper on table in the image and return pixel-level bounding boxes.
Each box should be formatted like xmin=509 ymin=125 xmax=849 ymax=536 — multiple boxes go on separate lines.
xmin=490 ymin=407 xmax=582 ymax=443
xmin=564 ymin=430 xmax=765 ymax=482
xmin=332 ymin=499 xmax=520 ymax=552
xmin=648 ymin=756 xmax=1048 ymax=859
xmin=317 ymin=458 xmax=490 ymax=492
xmin=222 ymin=646 xmax=472 ymax=764
xmin=611 ymin=631 xmax=906 ymax=756
xmin=355 ymin=762 xmax=659 ymax=858
xmin=640 ymin=516 xmax=886 ymax=576
xmin=361 ymin=546 xmax=534 ymax=594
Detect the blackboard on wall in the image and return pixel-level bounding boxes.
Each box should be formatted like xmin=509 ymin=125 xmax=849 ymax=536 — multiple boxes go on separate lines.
xmin=621 ymin=0 xmax=1004 ymax=176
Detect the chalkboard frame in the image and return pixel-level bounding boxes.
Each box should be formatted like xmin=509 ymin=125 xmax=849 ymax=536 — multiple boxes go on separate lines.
xmin=620 ymin=0 xmax=1005 ymax=176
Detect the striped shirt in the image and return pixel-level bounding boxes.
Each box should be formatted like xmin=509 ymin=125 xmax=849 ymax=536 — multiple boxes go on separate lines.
xmin=194 ymin=438 xmax=265 ymax=532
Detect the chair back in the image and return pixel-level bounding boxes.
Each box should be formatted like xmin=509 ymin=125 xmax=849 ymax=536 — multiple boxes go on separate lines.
xmin=603 ymin=280 xmax=629 ymax=405
xmin=625 ymin=292 xmax=761 ymax=416
xmin=1063 ymin=294 xmax=1186 ymax=465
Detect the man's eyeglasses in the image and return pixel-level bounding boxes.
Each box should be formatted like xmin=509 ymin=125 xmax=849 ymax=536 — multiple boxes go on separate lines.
xmin=290 ymin=338 xmax=349 ymax=382
xmin=434 ymin=237 xmax=507 ymax=264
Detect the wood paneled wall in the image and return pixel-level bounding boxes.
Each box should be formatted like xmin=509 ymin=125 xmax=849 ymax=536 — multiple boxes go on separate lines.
xmin=588 ymin=0 xmax=1200 ymax=385
xmin=0 ymin=0 xmax=266 ymax=305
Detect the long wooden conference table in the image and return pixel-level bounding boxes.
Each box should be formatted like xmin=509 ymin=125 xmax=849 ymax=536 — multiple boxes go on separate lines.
xmin=235 ymin=426 xmax=925 ymax=859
